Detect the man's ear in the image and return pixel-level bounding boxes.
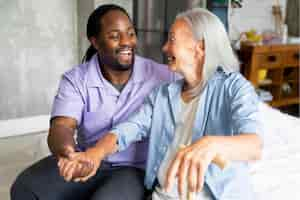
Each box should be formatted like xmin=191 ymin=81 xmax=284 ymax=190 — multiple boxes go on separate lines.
xmin=89 ymin=37 xmax=100 ymax=50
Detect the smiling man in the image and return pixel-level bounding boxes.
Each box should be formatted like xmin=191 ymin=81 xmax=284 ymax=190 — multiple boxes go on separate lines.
xmin=11 ymin=4 xmax=176 ymax=200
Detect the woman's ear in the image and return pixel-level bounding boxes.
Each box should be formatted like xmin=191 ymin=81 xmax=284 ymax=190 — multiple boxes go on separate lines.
xmin=89 ymin=37 xmax=99 ymax=50
xmin=196 ymin=40 xmax=205 ymax=56
xmin=195 ymin=39 xmax=205 ymax=58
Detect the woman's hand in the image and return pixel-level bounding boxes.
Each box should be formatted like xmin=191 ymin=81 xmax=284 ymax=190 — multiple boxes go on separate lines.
xmin=57 ymin=146 xmax=103 ymax=182
xmin=57 ymin=145 xmax=81 ymax=182
xmin=67 ymin=147 xmax=105 ymax=182
xmin=164 ymin=136 xmax=217 ymax=196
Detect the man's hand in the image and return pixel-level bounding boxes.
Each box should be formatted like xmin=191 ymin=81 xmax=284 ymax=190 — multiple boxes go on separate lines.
xmin=57 ymin=145 xmax=77 ymax=181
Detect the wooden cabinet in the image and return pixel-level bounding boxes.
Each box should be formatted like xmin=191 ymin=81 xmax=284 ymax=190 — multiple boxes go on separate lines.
xmin=239 ymin=43 xmax=300 ymax=107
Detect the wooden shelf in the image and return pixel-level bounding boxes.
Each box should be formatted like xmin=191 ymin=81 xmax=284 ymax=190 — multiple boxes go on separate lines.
xmin=270 ymin=98 xmax=300 ymax=107
xmin=239 ymin=43 xmax=300 ymax=108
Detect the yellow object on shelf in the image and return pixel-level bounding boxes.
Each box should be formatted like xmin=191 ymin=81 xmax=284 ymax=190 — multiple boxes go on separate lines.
xmin=258 ymin=69 xmax=267 ymax=81
xmin=244 ymin=29 xmax=263 ymax=43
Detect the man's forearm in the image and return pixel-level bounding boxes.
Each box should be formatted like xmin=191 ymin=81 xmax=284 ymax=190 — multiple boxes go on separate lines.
xmin=48 ymin=124 xmax=76 ymax=157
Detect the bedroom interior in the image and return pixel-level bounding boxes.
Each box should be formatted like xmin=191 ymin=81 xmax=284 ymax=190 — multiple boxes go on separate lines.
xmin=0 ymin=0 xmax=299 ymax=199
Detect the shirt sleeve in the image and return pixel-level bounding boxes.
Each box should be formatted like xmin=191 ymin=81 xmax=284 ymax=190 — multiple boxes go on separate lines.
xmin=111 ymin=88 xmax=157 ymax=151
xmin=228 ymin=74 xmax=263 ymax=137
xmin=51 ymin=75 xmax=84 ymax=125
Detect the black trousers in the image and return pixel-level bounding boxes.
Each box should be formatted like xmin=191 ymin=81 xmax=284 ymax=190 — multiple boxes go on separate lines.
xmin=11 ymin=156 xmax=145 ymax=200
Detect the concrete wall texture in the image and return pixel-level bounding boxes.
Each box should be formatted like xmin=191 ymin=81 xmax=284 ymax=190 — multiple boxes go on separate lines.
xmin=0 ymin=0 xmax=78 ymax=120
xmin=0 ymin=0 xmax=133 ymax=121
xmin=1 ymin=0 xmax=282 ymax=120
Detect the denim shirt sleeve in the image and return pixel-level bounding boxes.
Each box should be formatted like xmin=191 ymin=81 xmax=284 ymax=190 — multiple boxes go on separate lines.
xmin=228 ymin=74 xmax=263 ymax=137
xmin=51 ymin=75 xmax=84 ymax=125
xmin=111 ymin=88 xmax=158 ymax=151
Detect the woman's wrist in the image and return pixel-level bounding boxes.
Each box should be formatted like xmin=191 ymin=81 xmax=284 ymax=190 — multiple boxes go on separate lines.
xmin=91 ymin=133 xmax=118 ymax=160
xmin=202 ymin=135 xmax=219 ymax=158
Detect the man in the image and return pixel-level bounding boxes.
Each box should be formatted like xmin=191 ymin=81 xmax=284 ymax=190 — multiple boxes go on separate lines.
xmin=11 ymin=4 xmax=176 ymax=200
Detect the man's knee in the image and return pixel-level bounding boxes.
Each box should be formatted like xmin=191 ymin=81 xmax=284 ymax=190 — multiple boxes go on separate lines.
xmin=10 ymin=156 xmax=57 ymax=200
xmin=91 ymin=167 xmax=145 ymax=200
xmin=10 ymin=171 xmax=36 ymax=200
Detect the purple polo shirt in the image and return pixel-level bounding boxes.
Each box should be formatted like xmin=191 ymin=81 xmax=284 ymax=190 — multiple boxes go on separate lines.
xmin=51 ymin=54 xmax=176 ymax=168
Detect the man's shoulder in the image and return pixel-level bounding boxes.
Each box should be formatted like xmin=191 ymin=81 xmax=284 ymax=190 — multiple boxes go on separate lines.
xmin=135 ymin=55 xmax=174 ymax=81
xmin=62 ymin=62 xmax=90 ymax=86
xmin=135 ymin=55 xmax=166 ymax=69
xmin=64 ymin=62 xmax=88 ymax=78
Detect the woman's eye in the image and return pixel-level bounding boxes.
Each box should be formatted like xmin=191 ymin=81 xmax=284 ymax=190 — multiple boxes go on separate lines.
xmin=169 ymin=37 xmax=175 ymax=43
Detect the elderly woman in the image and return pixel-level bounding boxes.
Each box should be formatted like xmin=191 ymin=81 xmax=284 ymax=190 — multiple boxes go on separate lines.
xmin=69 ymin=8 xmax=263 ymax=199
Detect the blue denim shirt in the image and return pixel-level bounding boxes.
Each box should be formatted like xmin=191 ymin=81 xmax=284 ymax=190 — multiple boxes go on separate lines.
xmin=112 ymin=68 xmax=263 ymax=199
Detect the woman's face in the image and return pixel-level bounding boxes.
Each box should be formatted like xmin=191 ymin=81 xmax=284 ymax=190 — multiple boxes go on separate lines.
xmin=162 ymin=19 xmax=204 ymax=76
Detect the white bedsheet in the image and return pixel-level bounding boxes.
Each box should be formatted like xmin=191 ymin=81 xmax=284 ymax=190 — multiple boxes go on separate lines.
xmin=250 ymin=103 xmax=300 ymax=199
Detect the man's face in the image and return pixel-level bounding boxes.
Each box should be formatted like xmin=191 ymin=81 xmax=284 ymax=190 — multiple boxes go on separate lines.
xmin=94 ymin=10 xmax=137 ymax=71
xmin=162 ymin=19 xmax=204 ymax=76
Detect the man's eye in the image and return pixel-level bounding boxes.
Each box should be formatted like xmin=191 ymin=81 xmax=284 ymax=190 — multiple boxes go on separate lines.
xmin=128 ymin=32 xmax=136 ymax=37
xmin=109 ymin=34 xmax=120 ymax=40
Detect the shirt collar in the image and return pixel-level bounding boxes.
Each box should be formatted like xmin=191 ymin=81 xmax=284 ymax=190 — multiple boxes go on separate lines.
xmin=86 ymin=54 xmax=147 ymax=87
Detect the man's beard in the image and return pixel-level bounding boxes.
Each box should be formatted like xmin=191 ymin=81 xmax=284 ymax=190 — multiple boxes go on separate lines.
xmin=110 ymin=57 xmax=134 ymax=71
xmin=99 ymin=50 xmax=135 ymax=71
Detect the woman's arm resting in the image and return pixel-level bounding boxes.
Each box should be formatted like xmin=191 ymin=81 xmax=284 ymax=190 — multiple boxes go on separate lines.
xmin=165 ymin=134 xmax=262 ymax=196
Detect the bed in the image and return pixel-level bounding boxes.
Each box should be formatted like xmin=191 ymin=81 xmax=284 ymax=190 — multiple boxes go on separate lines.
xmin=251 ymin=102 xmax=300 ymax=199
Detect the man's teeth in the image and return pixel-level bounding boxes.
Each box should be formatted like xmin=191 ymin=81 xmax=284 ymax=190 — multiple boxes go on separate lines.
xmin=119 ymin=50 xmax=132 ymax=55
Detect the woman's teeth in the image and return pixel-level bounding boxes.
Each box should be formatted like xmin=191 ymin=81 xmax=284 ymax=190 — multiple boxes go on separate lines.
xmin=167 ymin=56 xmax=175 ymax=63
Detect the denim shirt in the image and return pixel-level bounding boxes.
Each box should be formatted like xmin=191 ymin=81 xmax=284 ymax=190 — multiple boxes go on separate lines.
xmin=112 ymin=68 xmax=263 ymax=199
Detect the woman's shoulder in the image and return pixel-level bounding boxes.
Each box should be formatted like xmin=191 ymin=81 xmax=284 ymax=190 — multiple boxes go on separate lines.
xmin=148 ymin=79 xmax=183 ymax=100
xmin=209 ymin=67 xmax=249 ymax=88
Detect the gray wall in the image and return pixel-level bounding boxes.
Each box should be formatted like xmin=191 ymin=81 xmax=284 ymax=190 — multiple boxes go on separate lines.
xmin=0 ymin=0 xmax=78 ymax=120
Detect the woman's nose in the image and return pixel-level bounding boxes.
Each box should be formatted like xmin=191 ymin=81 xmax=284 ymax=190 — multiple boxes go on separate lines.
xmin=162 ymin=42 xmax=168 ymax=53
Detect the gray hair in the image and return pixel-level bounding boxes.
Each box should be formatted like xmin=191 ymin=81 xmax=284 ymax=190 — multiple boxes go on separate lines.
xmin=176 ymin=8 xmax=239 ymax=82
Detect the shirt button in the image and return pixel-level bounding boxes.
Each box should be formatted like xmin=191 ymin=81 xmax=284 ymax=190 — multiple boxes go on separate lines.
xmin=154 ymin=166 xmax=158 ymax=171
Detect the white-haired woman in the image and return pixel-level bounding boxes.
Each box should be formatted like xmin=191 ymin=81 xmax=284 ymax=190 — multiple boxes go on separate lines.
xmin=69 ymin=8 xmax=263 ymax=199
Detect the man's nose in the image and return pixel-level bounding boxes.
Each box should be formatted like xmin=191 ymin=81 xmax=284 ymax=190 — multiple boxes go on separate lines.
xmin=119 ymin=34 xmax=131 ymax=46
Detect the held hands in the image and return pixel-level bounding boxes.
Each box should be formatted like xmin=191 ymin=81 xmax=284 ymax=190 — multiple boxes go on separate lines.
xmin=164 ymin=136 xmax=228 ymax=199
xmin=57 ymin=146 xmax=104 ymax=182
xmin=57 ymin=133 xmax=119 ymax=182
